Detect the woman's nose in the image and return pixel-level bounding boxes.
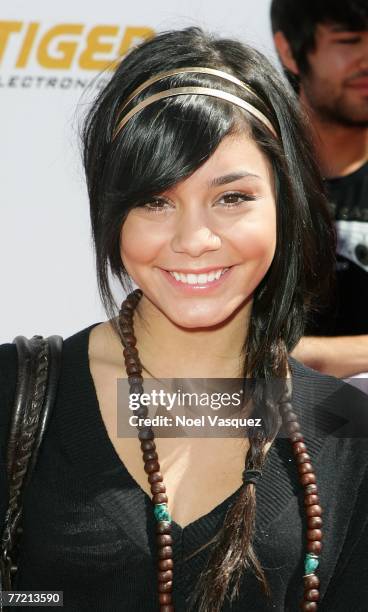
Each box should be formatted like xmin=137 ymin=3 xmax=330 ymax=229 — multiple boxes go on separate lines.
xmin=170 ymin=208 xmax=221 ymax=257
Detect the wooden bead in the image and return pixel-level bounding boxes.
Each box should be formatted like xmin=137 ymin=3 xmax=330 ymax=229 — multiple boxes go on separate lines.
xmin=144 ymin=460 xmax=160 ymax=474
xmin=306 ymin=589 xmax=319 ymax=602
xmin=280 ymin=401 xmax=293 ymax=412
xmin=122 ymin=300 xmax=135 ymax=310
xmin=305 ymin=484 xmax=318 ymax=495
xmin=157 ymin=534 xmax=173 ymax=546
xmin=125 ymin=346 xmax=139 ymax=361
xmin=119 ymin=312 xmax=132 ymax=323
xmin=158 ymin=581 xmax=173 ymax=593
xmin=135 ymin=406 xmax=148 ymax=418
xmin=141 ymin=440 xmax=156 ymax=452
xmin=306 ymin=504 xmax=322 ymax=517
xmin=158 ymin=546 xmax=173 ymax=559
xmin=293 ymin=442 xmax=307 ymax=454
xmin=159 ymin=559 xmax=174 ymax=570
xmin=290 ymin=432 xmax=304 ymax=443
xmin=149 ymin=472 xmax=163 ymax=484
xmin=307 ymin=529 xmax=322 ymax=541
xmin=303 ymin=574 xmax=320 ymax=589
xmin=296 ymin=453 xmax=311 ymax=465
xmin=124 ymin=308 xmax=135 ymax=317
xmin=307 ymin=540 xmax=322 ymax=554
xmin=301 ymin=473 xmax=316 ymax=486
xmin=153 ymin=493 xmax=168 ymax=504
xmin=126 ymin=364 xmax=141 ymax=375
xmin=121 ymin=309 xmax=134 ymax=319
xmin=119 ymin=308 xmax=132 ymax=320
xmin=158 ymin=570 xmax=173 ymax=582
xmin=128 ymin=374 xmax=143 ymax=385
xmin=122 ymin=334 xmax=136 ymax=347
xmin=284 ymin=411 xmax=298 ymax=422
xmin=138 ymin=427 xmax=154 ymax=440
xmin=151 ymin=482 xmax=166 ymax=494
xmin=160 ymin=606 xmax=174 ymax=612
xmin=286 ymin=422 xmax=301 ymax=434
xmin=298 ymin=463 xmax=314 ymax=475
xmin=131 ymin=293 xmax=142 ymax=304
xmin=143 ymin=450 xmax=158 ymax=462
xmin=126 ymin=357 xmax=142 ymax=369
xmin=130 ymin=383 xmax=144 ymax=394
xmin=304 ymin=494 xmax=320 ymax=506
xmin=159 ymin=593 xmax=172 ymax=604
xmin=122 ymin=307 xmax=133 ymax=317
xmin=123 ymin=346 xmax=139 ymax=358
xmin=120 ymin=319 xmax=133 ymax=329
xmin=300 ymin=603 xmax=317 ymax=611
xmin=307 ymin=516 xmax=322 ymax=529
xmin=156 ymin=521 xmax=172 ymax=534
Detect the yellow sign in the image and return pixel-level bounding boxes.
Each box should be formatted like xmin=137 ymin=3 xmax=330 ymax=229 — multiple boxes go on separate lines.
xmin=0 ymin=21 xmax=155 ymax=70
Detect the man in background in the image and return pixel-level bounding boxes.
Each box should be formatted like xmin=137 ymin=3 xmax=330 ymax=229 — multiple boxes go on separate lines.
xmin=271 ymin=0 xmax=368 ymax=378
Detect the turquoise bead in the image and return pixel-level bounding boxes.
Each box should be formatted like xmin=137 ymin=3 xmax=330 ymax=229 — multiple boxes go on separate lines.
xmin=305 ymin=553 xmax=319 ymax=575
xmin=153 ymin=503 xmax=172 ymax=523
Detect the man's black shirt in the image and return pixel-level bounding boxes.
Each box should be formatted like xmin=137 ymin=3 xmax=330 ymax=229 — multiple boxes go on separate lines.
xmin=310 ymin=161 xmax=368 ymax=336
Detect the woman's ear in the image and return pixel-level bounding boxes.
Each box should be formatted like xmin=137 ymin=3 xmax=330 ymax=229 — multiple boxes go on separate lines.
xmin=273 ymin=31 xmax=299 ymax=76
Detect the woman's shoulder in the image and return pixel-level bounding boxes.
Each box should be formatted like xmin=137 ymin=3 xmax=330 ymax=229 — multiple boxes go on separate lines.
xmin=290 ymin=356 xmax=368 ymax=420
xmin=0 ymin=323 xmax=101 ymax=372
xmin=289 ymin=356 xmax=368 ymax=463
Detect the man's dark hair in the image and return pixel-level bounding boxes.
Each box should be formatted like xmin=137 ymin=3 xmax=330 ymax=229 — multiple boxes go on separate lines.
xmin=271 ymin=0 xmax=368 ymax=86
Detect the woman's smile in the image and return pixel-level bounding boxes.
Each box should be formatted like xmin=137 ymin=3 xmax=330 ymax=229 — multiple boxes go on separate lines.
xmin=159 ymin=265 xmax=233 ymax=293
xmin=120 ymin=134 xmax=276 ymax=329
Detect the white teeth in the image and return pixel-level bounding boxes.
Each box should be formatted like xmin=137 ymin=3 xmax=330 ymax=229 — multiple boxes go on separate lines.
xmin=169 ymin=268 xmax=229 ymax=284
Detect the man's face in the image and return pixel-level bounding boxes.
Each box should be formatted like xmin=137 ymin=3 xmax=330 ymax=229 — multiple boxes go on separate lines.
xmin=300 ymin=23 xmax=368 ymax=127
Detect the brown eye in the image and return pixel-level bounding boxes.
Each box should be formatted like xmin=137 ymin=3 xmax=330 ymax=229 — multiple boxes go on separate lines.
xmin=217 ymin=192 xmax=257 ymax=208
xmin=142 ymin=198 xmax=172 ymax=212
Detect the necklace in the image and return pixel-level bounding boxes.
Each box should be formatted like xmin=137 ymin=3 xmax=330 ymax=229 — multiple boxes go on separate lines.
xmin=118 ymin=289 xmax=323 ymax=612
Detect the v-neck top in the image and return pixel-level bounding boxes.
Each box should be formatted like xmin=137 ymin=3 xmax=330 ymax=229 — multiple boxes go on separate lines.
xmin=1 ymin=324 xmax=368 ymax=611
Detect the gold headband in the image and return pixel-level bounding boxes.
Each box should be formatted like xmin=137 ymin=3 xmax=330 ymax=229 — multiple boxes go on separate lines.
xmin=112 ymin=67 xmax=278 ymax=140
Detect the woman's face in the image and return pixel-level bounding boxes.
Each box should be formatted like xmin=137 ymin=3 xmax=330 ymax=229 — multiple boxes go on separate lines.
xmin=120 ymin=133 xmax=277 ymax=328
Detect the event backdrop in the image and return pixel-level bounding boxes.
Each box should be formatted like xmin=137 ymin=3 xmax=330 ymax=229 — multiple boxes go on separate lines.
xmin=1 ymin=0 xmax=275 ymax=342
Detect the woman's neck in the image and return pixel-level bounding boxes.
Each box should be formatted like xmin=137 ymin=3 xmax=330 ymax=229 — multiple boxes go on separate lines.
xmin=131 ymin=294 xmax=251 ymax=379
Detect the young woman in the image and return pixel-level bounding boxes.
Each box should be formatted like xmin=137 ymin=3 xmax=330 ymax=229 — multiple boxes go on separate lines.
xmin=1 ymin=27 xmax=368 ymax=612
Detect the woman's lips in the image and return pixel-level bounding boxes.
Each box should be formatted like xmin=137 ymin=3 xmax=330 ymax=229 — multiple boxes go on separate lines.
xmin=160 ymin=267 xmax=233 ymax=293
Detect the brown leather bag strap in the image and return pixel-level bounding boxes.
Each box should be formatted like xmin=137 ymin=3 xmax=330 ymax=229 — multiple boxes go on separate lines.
xmin=0 ymin=335 xmax=63 ymax=597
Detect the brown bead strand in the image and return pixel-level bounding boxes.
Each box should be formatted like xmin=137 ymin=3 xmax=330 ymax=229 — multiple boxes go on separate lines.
xmin=119 ymin=289 xmax=174 ymax=612
xmin=279 ymin=393 xmax=323 ymax=610
xmin=119 ymin=290 xmax=322 ymax=611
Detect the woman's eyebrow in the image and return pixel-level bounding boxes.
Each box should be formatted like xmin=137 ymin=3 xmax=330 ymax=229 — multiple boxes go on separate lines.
xmin=209 ymin=172 xmax=261 ymax=187
xmin=328 ymin=24 xmax=361 ymax=33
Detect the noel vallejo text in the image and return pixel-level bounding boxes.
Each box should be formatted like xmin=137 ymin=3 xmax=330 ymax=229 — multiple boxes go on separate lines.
xmin=128 ymin=389 xmax=262 ymax=429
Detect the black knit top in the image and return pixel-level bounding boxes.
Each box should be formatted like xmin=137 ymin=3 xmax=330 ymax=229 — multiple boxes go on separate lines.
xmin=1 ymin=324 xmax=368 ymax=611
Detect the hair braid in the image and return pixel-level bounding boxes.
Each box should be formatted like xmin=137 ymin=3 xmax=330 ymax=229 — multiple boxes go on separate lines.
xmin=188 ymin=380 xmax=283 ymax=612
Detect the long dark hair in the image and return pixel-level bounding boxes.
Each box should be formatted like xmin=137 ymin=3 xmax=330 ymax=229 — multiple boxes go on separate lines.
xmin=82 ymin=27 xmax=335 ymax=611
